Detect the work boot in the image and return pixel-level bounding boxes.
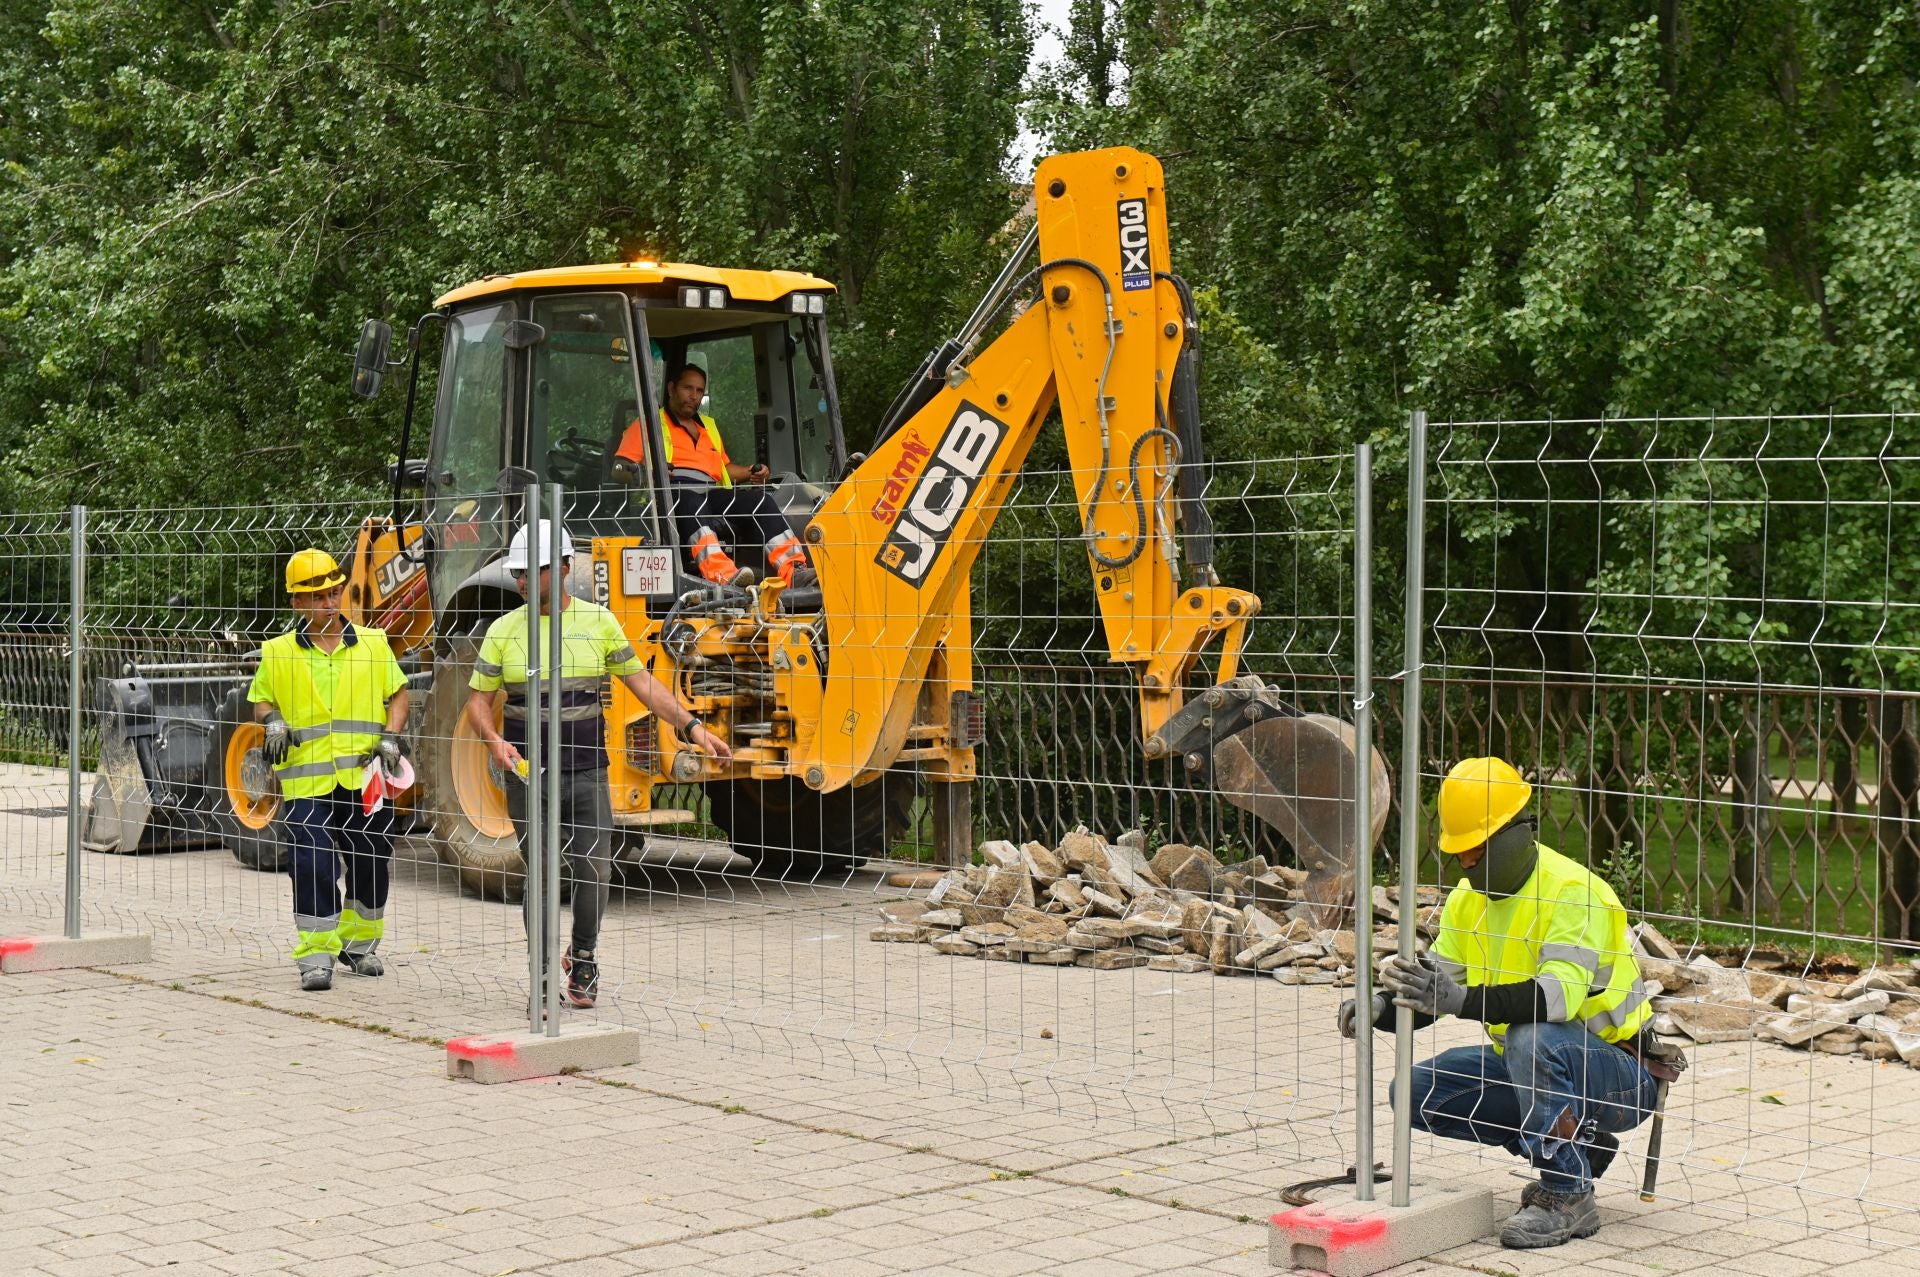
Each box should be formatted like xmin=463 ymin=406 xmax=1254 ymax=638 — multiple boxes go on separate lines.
xmin=563 ymin=947 xmax=599 ymax=1009
xmin=300 ymin=965 xmax=333 ymax=992
xmin=786 ymin=567 xmax=818 ymax=590
xmin=339 ymin=951 xmax=385 ymax=978
xmin=1501 ymin=1186 xmax=1600 ymax=1248
xmin=690 ymin=527 xmax=745 ymax=586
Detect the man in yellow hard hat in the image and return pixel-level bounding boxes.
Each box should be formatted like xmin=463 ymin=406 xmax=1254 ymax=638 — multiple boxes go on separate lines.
xmin=248 ymin=548 xmax=410 ymax=992
xmin=1338 ymin=756 xmax=1671 ymax=1249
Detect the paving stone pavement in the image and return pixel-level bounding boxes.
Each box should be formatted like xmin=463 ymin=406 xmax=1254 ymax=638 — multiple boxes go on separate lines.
xmin=5 ymin=775 xmax=1920 ymax=1274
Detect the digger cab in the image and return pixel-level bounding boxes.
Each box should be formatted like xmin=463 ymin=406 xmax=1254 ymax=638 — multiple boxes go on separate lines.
xmin=360 ymin=262 xmax=847 ymax=637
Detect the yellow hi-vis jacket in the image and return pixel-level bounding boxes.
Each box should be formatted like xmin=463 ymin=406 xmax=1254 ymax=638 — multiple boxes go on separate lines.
xmin=1430 ymin=843 xmax=1652 ymax=1052
xmin=247 ymin=621 xmax=406 ymax=800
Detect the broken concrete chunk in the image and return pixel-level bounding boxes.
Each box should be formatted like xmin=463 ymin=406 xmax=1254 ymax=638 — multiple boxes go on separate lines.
xmin=920 ymin=909 xmax=965 ymax=929
xmin=1076 ymin=949 xmax=1148 ymax=971
xmin=1318 ymin=930 xmax=1358 ymax=965
xmin=1074 ymin=917 xmax=1148 ymax=940
xmin=1665 ymin=1000 xmax=1765 ymax=1044
xmin=870 ymin=925 xmax=929 ymax=943
xmin=1084 ymin=888 xmax=1129 ymax=918
xmin=1015 ymin=918 xmax=1071 ymax=943
xmin=1843 ymin=968 xmax=1917 ymax=1000
xmin=1005 ymin=936 xmax=1069 ymax=956
xmin=1136 ymin=936 xmax=1188 ymax=955
xmin=1243 ymin=905 xmax=1283 ymax=941
xmin=1236 ymin=936 xmax=1289 ymax=968
xmin=982 ymin=944 xmax=1022 ymax=961
xmin=1021 ymin=841 xmax=1066 ymax=883
xmin=979 ymin=839 xmax=1024 ymax=869
xmin=1057 ymin=827 xmax=1111 ymax=873
xmin=957 ymin=923 xmax=1015 ymax=947
xmin=1026 ymin=946 xmax=1079 ymax=966
xmin=1207 ymin=916 xmax=1236 ymax=974
xmin=1630 ymin=921 xmax=1683 ymax=962
xmin=1148 ymin=954 xmax=1213 ymax=973
xmin=878 ymin=899 xmax=933 ymax=926
xmin=1274 ymin=968 xmax=1341 ymax=986
xmin=930 ymin=935 xmax=980 ymax=957
xmin=1047 ymin=878 xmax=1090 ymax=913
xmin=1106 ymin=840 xmax=1165 ymax=894
xmin=1811 ymin=1026 xmax=1866 ymax=1054
xmin=1062 ymin=928 xmax=1127 ymax=951
xmin=1150 ymin=842 xmax=1210 ymax=881
xmin=1005 ymin=905 xmax=1057 ymax=931
xmin=1758 ymin=1013 xmax=1833 ymax=1047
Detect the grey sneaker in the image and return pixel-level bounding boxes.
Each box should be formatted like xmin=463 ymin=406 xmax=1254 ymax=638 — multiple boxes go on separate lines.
xmin=1501 ymin=1186 xmax=1600 ymax=1248
xmin=339 ymin=951 xmax=384 ymax=978
xmin=300 ymin=965 xmax=333 ymax=992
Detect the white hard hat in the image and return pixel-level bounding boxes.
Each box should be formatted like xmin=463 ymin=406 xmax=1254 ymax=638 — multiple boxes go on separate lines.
xmin=503 ymin=521 xmax=574 ymax=572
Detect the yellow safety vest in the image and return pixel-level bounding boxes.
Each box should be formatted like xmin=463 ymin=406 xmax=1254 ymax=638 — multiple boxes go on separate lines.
xmin=251 ymin=623 xmax=402 ymax=799
xmin=1431 ymin=844 xmax=1653 ymax=1052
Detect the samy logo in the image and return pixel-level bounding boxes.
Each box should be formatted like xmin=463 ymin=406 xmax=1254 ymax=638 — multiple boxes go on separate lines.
xmin=875 ymin=402 xmax=1008 ymax=586
xmin=870 ymin=431 xmax=932 ymax=524
xmin=1117 ymin=197 xmax=1151 ymax=291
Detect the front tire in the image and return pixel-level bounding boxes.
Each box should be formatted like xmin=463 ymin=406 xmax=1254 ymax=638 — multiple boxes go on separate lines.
xmin=704 ymin=773 xmax=913 ymax=881
xmin=210 ymin=688 xmax=292 ymax=872
xmin=416 ymin=631 xmax=525 ymax=900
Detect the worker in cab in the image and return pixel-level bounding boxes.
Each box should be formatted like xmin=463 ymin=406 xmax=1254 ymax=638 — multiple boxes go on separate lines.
xmin=249 ymin=549 xmax=410 ymax=992
xmin=614 ymin=363 xmax=815 ymax=589
xmin=464 ymin=521 xmax=731 ymax=1009
xmin=1339 ymin=756 xmax=1679 ymax=1250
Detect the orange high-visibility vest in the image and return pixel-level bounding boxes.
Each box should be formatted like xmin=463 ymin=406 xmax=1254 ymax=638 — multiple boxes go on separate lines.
xmin=616 ymin=409 xmax=732 ymax=488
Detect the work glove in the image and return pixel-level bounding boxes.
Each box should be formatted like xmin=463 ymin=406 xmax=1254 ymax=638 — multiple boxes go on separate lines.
xmin=374 ymin=732 xmax=404 ymax=773
xmin=260 ymin=713 xmax=291 ymax=766
xmin=1337 ymin=993 xmax=1389 ymax=1040
xmin=1379 ymin=952 xmax=1467 ymax=1019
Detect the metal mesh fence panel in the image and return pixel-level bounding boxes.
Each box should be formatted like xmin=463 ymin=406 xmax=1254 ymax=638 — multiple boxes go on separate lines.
xmin=1418 ymin=413 xmax=1920 ymax=1256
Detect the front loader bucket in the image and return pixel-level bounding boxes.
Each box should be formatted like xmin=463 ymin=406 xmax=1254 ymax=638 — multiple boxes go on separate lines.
xmin=85 ymin=674 xmax=238 ymax=853
xmin=1213 ymin=712 xmax=1390 ymax=930
xmin=1149 ymin=677 xmax=1390 ymax=930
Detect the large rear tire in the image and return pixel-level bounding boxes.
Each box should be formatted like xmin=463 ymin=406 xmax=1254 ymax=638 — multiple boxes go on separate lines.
xmin=210 ymin=688 xmax=293 ymax=873
xmin=704 ymin=773 xmax=913 ymax=881
xmin=416 ymin=631 xmax=525 ymax=900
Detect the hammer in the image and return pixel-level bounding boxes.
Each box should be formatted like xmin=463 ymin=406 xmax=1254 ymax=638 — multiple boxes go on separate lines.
xmin=1639 ymin=1080 xmax=1671 ymax=1201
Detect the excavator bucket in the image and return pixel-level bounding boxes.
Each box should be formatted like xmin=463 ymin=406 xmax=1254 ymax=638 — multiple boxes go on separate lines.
xmin=1150 ymin=677 xmax=1390 ymax=930
xmin=1212 ymin=712 xmax=1391 ymax=930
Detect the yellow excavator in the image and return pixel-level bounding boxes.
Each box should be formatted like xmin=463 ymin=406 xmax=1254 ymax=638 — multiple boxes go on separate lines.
xmin=85 ymin=146 xmax=1388 ymax=918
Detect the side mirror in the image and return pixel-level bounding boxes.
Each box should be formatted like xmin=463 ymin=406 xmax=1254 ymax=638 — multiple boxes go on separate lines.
xmin=353 ymin=319 xmax=393 ymax=399
xmin=388 ymin=458 xmax=431 ymax=490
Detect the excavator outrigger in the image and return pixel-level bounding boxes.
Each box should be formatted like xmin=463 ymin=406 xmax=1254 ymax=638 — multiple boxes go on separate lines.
xmin=86 ymin=147 xmax=1387 ymax=923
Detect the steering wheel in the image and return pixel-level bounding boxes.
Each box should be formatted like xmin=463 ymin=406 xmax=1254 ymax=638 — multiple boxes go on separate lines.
xmin=547 ymin=431 xmax=608 ymax=484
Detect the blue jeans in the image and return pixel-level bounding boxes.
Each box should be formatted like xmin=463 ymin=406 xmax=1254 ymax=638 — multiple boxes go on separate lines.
xmin=1391 ymin=1020 xmax=1658 ymax=1193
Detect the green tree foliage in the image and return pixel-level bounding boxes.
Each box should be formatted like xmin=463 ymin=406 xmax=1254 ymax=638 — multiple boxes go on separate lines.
xmin=1036 ymin=1 xmax=1920 ymax=688
xmin=0 ymin=1 xmax=1031 ymax=512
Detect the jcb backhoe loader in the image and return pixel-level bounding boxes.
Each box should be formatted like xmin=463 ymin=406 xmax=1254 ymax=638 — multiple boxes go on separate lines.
xmin=86 ymin=147 xmax=1388 ymax=921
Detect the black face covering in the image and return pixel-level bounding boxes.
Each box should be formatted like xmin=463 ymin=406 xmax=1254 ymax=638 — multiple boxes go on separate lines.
xmin=1463 ymin=818 xmax=1539 ymax=898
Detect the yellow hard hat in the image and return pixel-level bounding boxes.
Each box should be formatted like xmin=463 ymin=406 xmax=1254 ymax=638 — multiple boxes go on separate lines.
xmin=285 ymin=548 xmax=346 ymax=595
xmin=1436 ymin=756 xmax=1532 ymax=854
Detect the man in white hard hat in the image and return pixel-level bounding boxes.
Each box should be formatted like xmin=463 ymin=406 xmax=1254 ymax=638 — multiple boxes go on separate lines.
xmin=465 ymin=521 xmax=730 ymax=1008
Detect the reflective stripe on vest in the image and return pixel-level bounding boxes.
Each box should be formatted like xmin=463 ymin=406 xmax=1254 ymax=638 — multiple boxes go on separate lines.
xmin=660 ymin=409 xmax=732 ymax=487
xmin=1432 ymin=844 xmax=1654 ymax=1051
xmin=256 ymin=627 xmax=397 ymax=799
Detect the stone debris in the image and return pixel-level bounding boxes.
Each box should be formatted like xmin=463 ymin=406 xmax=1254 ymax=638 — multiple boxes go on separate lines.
xmin=872 ymin=828 xmax=1920 ymax=1075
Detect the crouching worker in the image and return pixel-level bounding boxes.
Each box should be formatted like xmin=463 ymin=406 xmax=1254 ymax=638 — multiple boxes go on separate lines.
xmin=1338 ymin=756 xmax=1681 ymax=1250
xmin=250 ymin=549 xmax=410 ymax=992
xmin=464 ymin=521 xmax=732 ymax=1009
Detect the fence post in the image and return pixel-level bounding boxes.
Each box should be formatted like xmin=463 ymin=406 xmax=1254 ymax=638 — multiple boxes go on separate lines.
xmin=545 ymin=486 xmax=565 ymax=1034
xmin=65 ymin=504 xmax=86 ymax=940
xmin=1391 ymin=410 xmax=1427 ymax=1207
xmin=1352 ymin=446 xmax=1376 ymax=1200
xmin=524 ymin=483 xmax=545 ymax=1034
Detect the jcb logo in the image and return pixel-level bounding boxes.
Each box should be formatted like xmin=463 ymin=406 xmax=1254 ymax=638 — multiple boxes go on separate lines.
xmin=1118 ymin=197 xmax=1151 ymax=291
xmin=875 ymin=402 xmax=1007 ymax=586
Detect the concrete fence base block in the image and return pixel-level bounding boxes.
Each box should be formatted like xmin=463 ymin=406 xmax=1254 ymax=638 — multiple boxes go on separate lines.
xmin=445 ymin=1023 xmax=641 ymax=1084
xmin=0 ymin=933 xmax=152 ymax=974
xmin=1270 ymin=1183 xmax=1496 ymax=1275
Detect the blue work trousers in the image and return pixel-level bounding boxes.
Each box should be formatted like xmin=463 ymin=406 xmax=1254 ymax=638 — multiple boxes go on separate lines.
xmin=1392 ymin=1020 xmax=1658 ymax=1193
xmin=285 ymin=785 xmax=393 ymax=969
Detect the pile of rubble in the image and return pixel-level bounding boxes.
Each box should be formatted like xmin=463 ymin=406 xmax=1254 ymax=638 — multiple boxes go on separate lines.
xmin=869 ymin=827 xmax=1440 ymax=981
xmin=1640 ymin=924 xmax=1920 ymax=1067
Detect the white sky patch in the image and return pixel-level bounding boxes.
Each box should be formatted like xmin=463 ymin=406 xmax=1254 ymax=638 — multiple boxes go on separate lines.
xmin=1015 ymin=0 xmax=1078 ymax=173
